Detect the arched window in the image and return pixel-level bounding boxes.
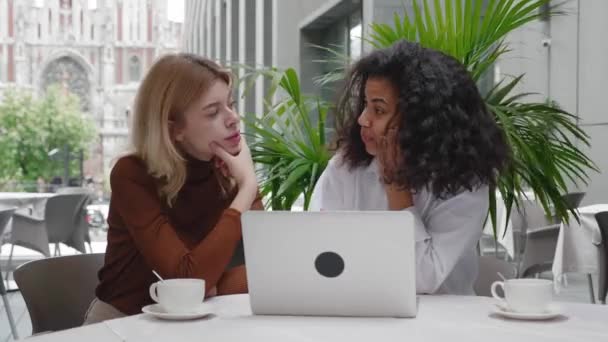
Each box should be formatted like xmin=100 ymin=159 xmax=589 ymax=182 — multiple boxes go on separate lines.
xmin=41 ymin=56 xmax=91 ymax=111
xmin=61 ymin=0 xmax=72 ymax=10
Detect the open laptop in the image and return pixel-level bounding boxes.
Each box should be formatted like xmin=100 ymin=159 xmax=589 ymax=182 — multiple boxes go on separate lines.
xmin=242 ymin=211 xmax=417 ymax=318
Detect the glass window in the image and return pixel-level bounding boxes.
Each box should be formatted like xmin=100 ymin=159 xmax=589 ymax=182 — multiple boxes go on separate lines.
xmin=129 ymin=56 xmax=141 ymax=82
xmin=317 ymin=8 xmax=362 ymax=104
xmin=348 ymin=11 xmax=362 ymax=60
xmin=61 ymin=0 xmax=72 ymax=10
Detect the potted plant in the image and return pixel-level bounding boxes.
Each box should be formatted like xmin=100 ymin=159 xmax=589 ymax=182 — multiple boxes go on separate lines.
xmin=318 ymin=0 xmax=597 ymax=234
xmin=243 ymin=68 xmax=331 ymax=211
xmin=243 ymin=0 xmax=597 ymax=236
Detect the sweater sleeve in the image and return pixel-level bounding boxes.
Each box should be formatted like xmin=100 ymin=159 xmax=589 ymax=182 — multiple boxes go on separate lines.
xmin=408 ymin=187 xmax=488 ymax=294
xmin=310 ymin=157 xmax=345 ymax=211
xmin=215 ymin=190 xmax=264 ymax=295
xmin=251 ymin=191 xmax=264 ymax=210
xmin=110 ymin=157 xmax=242 ymax=292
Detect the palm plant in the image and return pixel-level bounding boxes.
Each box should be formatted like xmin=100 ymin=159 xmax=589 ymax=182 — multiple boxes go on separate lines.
xmin=318 ymin=0 xmax=597 ymax=235
xmin=242 ymin=68 xmax=331 ymax=210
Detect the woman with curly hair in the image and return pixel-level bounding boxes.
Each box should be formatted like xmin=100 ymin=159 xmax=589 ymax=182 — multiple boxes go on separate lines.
xmin=311 ymin=40 xmax=510 ymax=295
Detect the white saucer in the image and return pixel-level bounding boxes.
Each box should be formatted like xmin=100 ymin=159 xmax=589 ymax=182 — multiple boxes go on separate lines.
xmin=142 ymin=304 xmax=212 ymax=320
xmin=492 ymin=302 xmax=562 ymax=321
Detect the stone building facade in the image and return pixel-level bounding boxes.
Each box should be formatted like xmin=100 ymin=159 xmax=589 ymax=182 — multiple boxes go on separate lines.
xmin=0 ymin=0 xmax=183 ymax=183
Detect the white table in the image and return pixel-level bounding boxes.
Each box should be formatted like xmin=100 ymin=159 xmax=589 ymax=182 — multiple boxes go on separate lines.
xmin=0 ymin=192 xmax=54 ymax=216
xmin=27 ymin=294 xmax=608 ymax=342
xmin=552 ymin=204 xmax=608 ymax=293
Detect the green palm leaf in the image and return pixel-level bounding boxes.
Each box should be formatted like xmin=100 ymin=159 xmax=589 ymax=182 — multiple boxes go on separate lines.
xmin=318 ymin=0 xmax=597 ymax=233
xmin=242 ymin=68 xmax=331 ymax=210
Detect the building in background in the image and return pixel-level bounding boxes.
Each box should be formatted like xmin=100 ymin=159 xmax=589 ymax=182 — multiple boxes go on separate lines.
xmin=0 ymin=0 xmax=182 ymax=183
xmin=182 ymin=0 xmax=405 ymax=118
xmin=184 ymin=0 xmax=606 ymax=205
xmin=497 ymin=0 xmax=607 ymax=205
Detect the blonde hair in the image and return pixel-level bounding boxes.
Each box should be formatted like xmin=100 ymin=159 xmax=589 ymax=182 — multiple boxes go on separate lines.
xmin=130 ymin=53 xmax=232 ymax=206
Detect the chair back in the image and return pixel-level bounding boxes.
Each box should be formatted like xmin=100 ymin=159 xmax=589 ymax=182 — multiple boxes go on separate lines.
xmin=13 ymin=253 xmax=104 ymax=333
xmin=45 ymin=194 xmax=89 ymax=247
xmin=0 ymin=207 xmax=16 ymax=238
xmin=56 ymin=188 xmax=94 ymax=251
xmin=562 ymin=192 xmax=586 ymax=210
xmin=511 ymin=200 xmax=553 ymax=256
xmin=0 ymin=208 xmax=16 ymax=296
xmin=594 ymin=211 xmax=608 ymax=304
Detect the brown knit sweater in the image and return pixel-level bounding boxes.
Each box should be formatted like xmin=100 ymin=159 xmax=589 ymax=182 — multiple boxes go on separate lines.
xmin=95 ymin=155 xmax=262 ymax=315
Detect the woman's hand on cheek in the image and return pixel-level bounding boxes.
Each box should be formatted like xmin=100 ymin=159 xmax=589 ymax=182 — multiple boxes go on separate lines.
xmin=377 ymin=128 xmax=414 ymax=210
xmin=209 ymin=139 xmax=256 ymax=189
xmin=213 ymin=156 xmax=230 ymax=178
xmin=377 ymin=127 xmax=400 ymax=183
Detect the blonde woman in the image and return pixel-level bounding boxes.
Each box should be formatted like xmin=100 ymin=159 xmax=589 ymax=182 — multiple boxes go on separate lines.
xmin=83 ymin=54 xmax=261 ymax=324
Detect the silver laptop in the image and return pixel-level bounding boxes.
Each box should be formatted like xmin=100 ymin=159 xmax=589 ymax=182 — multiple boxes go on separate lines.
xmin=242 ymin=211 xmax=417 ymax=318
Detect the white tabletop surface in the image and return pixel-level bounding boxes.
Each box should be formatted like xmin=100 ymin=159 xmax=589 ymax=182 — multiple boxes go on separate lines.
xmin=27 ymin=294 xmax=608 ymax=342
xmin=0 ymin=192 xmax=54 ymax=210
xmin=0 ymin=192 xmax=54 ymax=199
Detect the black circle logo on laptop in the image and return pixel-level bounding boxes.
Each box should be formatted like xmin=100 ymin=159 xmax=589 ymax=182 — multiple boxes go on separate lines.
xmin=315 ymin=252 xmax=344 ymax=278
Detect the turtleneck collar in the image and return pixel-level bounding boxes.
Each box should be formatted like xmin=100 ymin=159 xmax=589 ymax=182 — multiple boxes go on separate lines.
xmin=184 ymin=154 xmax=214 ymax=183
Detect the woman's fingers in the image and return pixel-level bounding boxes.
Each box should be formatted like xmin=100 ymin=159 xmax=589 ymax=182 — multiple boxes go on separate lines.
xmin=378 ymin=128 xmax=400 ymax=184
xmin=209 ymin=142 xmax=232 ymax=164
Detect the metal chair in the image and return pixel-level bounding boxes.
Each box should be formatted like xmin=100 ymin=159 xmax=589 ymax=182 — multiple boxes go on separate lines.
xmin=561 ymin=192 xmax=586 ymax=213
xmin=56 ymin=187 xmax=94 ymax=253
xmin=594 ymin=211 xmax=608 ymax=304
xmin=0 ymin=207 xmax=19 ymax=339
xmin=4 ymin=193 xmax=89 ymax=285
xmin=518 ymin=192 xmax=586 ymax=277
xmin=475 ymin=255 xmax=517 ymax=297
xmin=509 ymin=200 xmax=558 ymax=277
xmin=13 ymin=253 xmax=104 ymax=334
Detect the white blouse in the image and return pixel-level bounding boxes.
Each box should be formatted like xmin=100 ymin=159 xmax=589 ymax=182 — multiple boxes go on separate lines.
xmin=310 ymin=155 xmax=488 ymax=295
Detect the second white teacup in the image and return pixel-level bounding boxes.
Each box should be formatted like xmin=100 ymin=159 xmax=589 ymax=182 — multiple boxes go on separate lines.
xmin=149 ymin=278 xmax=205 ymax=313
xmin=491 ymin=278 xmax=553 ymax=313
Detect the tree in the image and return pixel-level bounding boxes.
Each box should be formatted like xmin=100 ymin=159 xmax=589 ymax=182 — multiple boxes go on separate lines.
xmin=0 ymin=85 xmax=96 ymax=191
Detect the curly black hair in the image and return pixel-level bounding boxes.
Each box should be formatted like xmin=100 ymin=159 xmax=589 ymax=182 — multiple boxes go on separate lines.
xmin=335 ymin=40 xmax=511 ymax=198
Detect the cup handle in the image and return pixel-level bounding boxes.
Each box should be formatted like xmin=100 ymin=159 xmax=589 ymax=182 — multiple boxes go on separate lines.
xmin=149 ymin=283 xmax=159 ymax=303
xmin=490 ymin=281 xmax=507 ymax=307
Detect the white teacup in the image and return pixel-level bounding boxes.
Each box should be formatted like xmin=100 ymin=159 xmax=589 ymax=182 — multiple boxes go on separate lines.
xmin=149 ymin=278 xmax=205 ymax=313
xmin=491 ymin=278 xmax=553 ymax=313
